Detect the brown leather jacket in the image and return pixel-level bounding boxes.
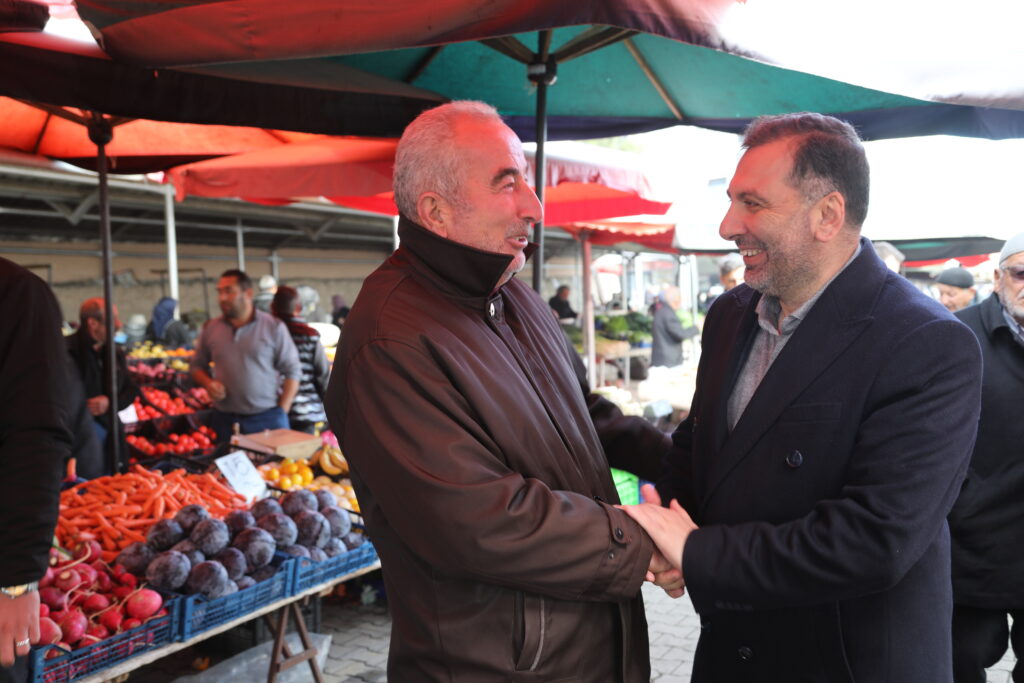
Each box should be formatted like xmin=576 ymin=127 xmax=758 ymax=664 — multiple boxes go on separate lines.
xmin=327 ymin=219 xmax=654 ymax=682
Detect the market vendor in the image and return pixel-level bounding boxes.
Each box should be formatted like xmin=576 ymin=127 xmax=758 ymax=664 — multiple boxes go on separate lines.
xmin=327 ymin=101 xmax=677 ymax=682
xmin=190 ymin=269 xmax=301 ymax=443
xmin=66 ymin=297 xmax=138 ymax=466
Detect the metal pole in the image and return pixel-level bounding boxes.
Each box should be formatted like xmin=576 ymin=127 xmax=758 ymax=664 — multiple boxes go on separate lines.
xmin=89 ymin=114 xmax=121 ymax=475
xmin=270 ymin=250 xmax=280 ymax=281
xmin=529 ymin=31 xmax=554 ymax=294
xmin=392 ymin=215 xmax=400 ymax=253
xmin=582 ymin=233 xmax=595 ymax=388
xmin=236 ymin=221 xmax=246 ymax=271
xmin=164 ymin=184 xmax=179 ymax=314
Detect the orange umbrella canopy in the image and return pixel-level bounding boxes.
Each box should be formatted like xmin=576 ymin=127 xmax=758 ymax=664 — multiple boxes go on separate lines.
xmin=167 ymin=139 xmax=671 ymax=225
xmin=0 ymin=97 xmax=328 ymax=173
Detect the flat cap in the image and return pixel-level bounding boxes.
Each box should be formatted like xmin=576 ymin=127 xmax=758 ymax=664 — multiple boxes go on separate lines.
xmin=935 ymin=267 xmax=974 ymax=289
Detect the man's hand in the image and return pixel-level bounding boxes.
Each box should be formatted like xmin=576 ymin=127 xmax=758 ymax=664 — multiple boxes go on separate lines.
xmin=648 ymin=549 xmax=685 ymax=598
xmin=207 ymin=380 xmax=227 ymax=402
xmin=621 ymin=484 xmax=698 ymax=573
xmin=85 ymin=395 xmax=109 ymax=416
xmin=0 ymin=590 xmax=39 ymax=666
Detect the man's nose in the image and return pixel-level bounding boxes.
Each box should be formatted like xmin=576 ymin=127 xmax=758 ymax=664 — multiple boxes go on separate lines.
xmin=720 ymin=203 xmax=744 ymax=242
xmin=520 ymin=186 xmax=543 ymax=224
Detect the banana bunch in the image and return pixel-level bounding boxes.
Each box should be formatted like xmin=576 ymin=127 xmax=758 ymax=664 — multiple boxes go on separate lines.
xmin=310 ymin=443 xmax=349 ymax=476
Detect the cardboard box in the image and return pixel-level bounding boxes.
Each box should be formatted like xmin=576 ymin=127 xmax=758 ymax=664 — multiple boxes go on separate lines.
xmin=230 ymin=428 xmax=320 ymax=460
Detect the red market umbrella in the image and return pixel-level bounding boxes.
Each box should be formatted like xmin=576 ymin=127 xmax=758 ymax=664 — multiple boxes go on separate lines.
xmin=167 ymin=139 xmax=671 ymax=225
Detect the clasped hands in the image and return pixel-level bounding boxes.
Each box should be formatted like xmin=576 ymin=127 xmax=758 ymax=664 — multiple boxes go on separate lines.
xmin=619 ymin=484 xmax=697 ymax=599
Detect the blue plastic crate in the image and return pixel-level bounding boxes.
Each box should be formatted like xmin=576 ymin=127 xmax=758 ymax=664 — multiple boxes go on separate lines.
xmin=30 ymin=598 xmax=179 ymax=683
xmin=291 ymin=541 xmax=379 ymax=594
xmin=178 ymin=557 xmax=295 ymax=640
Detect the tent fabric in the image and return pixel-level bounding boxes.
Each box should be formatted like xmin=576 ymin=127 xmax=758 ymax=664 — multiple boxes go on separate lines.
xmin=560 ymin=218 xmax=677 ymax=252
xmin=0 ymin=32 xmax=444 ymax=138
xmin=57 ymin=0 xmax=1024 ymax=142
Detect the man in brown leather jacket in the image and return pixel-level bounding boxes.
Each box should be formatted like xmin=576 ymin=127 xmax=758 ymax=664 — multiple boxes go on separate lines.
xmin=326 ymin=101 xmax=676 ymax=682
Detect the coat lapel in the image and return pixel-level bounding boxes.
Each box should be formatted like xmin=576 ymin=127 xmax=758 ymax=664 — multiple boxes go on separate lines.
xmin=700 ymin=240 xmax=886 ymax=512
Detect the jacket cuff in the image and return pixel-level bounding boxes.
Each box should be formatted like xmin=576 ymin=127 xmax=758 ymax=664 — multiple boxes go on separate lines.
xmin=580 ymin=504 xmax=654 ymax=600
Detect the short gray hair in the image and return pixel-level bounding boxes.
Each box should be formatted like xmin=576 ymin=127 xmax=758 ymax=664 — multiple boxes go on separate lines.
xmin=393 ymin=101 xmax=504 ymax=221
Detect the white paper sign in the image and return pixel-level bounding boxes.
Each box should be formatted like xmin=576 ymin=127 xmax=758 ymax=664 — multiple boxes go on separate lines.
xmin=118 ymin=403 xmax=138 ymax=425
xmin=215 ymin=451 xmax=267 ymax=502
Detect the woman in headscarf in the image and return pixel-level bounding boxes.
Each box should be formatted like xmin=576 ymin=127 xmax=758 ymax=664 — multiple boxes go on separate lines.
xmin=145 ymin=296 xmax=191 ymax=348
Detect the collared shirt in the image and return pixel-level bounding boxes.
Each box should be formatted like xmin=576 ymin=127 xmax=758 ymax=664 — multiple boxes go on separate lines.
xmin=728 ymin=243 xmax=862 ymax=430
xmin=1001 ymin=303 xmax=1024 ymax=348
xmin=191 ymin=309 xmax=301 ymax=415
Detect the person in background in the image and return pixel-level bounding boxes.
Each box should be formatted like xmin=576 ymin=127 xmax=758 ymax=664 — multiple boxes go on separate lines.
xmin=935 ymin=266 xmax=977 ymax=313
xmin=0 ymin=258 xmax=73 ymax=682
xmin=253 ymin=274 xmax=277 ymax=313
xmin=718 ymin=252 xmax=745 ymax=291
xmin=330 ymin=294 xmax=350 ymax=328
xmin=948 ymin=232 xmax=1024 ymax=683
xmin=872 ymin=240 xmax=906 ymax=273
xmin=190 ymin=269 xmax=301 ymax=443
xmin=650 ymin=286 xmax=695 ymax=368
xmin=548 ymin=284 xmax=578 ymax=322
xmin=66 ymin=297 xmax=138 ymax=464
xmin=326 ymin=101 xmax=677 ymax=682
xmin=271 ymin=285 xmax=330 ymax=434
xmin=145 ymin=296 xmax=191 ymax=349
xmin=624 ymin=112 xmax=982 ymax=682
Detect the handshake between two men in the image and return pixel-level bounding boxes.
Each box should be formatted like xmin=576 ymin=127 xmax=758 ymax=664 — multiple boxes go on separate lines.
xmin=623 ymin=484 xmax=698 ymax=600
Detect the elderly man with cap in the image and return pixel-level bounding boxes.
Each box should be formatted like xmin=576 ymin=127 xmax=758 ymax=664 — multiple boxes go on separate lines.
xmin=948 ymin=232 xmax=1024 ymax=683
xmin=936 ymin=266 xmax=977 ymax=313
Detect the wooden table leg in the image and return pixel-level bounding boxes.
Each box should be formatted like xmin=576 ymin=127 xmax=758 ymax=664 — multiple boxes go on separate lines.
xmin=264 ymin=599 xmax=324 ymax=683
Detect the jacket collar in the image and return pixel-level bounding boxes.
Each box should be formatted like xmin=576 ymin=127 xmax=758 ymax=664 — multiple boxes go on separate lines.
xmin=396 ymin=216 xmax=537 ymax=300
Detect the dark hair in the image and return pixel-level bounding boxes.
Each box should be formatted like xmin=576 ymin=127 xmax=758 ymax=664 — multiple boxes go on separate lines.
xmin=271 ymin=285 xmax=301 ymax=320
xmin=219 ymin=269 xmax=253 ymax=291
xmin=556 ymin=285 xmax=570 ymax=296
xmin=742 ymin=113 xmax=869 ymax=229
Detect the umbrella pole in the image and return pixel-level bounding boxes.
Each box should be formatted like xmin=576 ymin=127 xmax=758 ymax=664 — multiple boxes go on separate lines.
xmin=164 ymin=185 xmax=180 ymax=315
xmin=581 ymin=232 xmax=595 ymax=388
xmin=88 ymin=114 xmax=122 ymax=475
xmin=529 ymin=31 xmax=555 ymax=293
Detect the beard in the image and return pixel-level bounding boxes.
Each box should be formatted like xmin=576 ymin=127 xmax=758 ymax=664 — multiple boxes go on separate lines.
xmin=740 ymin=214 xmax=818 ymax=301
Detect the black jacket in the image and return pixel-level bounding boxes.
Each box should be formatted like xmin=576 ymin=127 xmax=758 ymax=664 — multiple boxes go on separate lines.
xmin=66 ymin=326 xmax=137 ymax=431
xmin=659 ymin=241 xmax=982 ymax=682
xmin=950 ymin=293 xmax=1024 ymax=607
xmin=0 ymin=258 xmax=72 ymax=584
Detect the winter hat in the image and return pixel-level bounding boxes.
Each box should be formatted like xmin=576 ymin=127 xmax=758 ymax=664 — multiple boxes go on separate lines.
xmin=999 ymin=232 xmax=1024 ymax=265
xmin=934 ymin=267 xmax=974 ymax=289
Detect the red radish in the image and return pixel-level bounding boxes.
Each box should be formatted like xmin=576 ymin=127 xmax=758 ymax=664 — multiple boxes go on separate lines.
xmin=39 ymin=566 xmax=56 ymax=588
xmin=85 ymin=623 xmax=109 ymax=640
xmin=111 ymin=585 xmax=133 ymax=600
xmin=44 ymin=644 xmax=68 ymax=660
xmin=74 ymin=539 xmax=102 ymax=563
xmin=125 ymin=589 xmax=162 ymax=621
xmin=39 ymin=603 xmax=50 ymax=618
xmin=93 ymin=570 xmax=113 ymax=593
xmin=98 ymin=607 xmax=123 ymax=633
xmin=58 ymin=609 xmax=87 ymax=644
xmin=39 ymin=587 xmax=68 ymax=611
xmin=117 ymin=573 xmax=137 ymax=588
xmin=54 ymin=569 xmax=81 ymax=593
xmin=76 ymin=634 xmax=101 ymax=649
xmin=122 ymin=618 xmax=142 ymax=631
xmin=81 ymin=593 xmax=110 ymax=614
xmin=38 ymin=617 xmax=62 ymax=645
xmin=75 ymin=563 xmax=98 ymax=589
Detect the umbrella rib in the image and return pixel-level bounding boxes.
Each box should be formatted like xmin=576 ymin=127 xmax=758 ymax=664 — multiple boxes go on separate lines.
xmin=18 ymin=100 xmax=90 ymax=126
xmin=404 ymin=45 xmax=445 ymax=83
xmin=623 ymin=38 xmax=684 ymax=121
xmin=552 ymin=27 xmax=636 ymax=63
xmin=480 ymin=36 xmax=534 ymax=64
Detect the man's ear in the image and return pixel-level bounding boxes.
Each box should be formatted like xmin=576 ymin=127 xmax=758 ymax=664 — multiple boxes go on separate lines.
xmin=417 ymin=192 xmax=451 ymax=238
xmin=813 ymin=191 xmax=846 ymax=242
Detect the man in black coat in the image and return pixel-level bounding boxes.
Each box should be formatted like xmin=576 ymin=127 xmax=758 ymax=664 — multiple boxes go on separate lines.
xmin=0 ymin=258 xmax=73 ymax=680
xmin=623 ymin=113 xmax=982 ymax=682
xmin=949 ymin=232 xmax=1024 ymax=683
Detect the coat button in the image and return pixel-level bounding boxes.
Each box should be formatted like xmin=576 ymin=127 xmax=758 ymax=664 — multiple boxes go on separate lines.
xmin=614 ymin=527 xmax=625 ymax=540
xmin=737 ymin=645 xmax=754 ymax=661
xmin=607 ymin=550 xmax=616 ymax=560
xmin=785 ymin=450 xmax=804 ymax=468
xmin=488 ymin=302 xmax=496 ymax=317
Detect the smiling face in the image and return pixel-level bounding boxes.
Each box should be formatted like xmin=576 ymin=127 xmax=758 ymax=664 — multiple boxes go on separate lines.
xmin=421 ymin=116 xmax=543 ymax=288
xmin=995 ymin=251 xmax=1024 ymax=324
xmin=720 ymin=138 xmax=823 ymax=306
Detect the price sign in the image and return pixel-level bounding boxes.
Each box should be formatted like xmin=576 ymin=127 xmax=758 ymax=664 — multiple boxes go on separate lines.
xmin=215 ymin=451 xmax=267 ymax=502
xmin=117 ymin=403 xmax=138 ymax=425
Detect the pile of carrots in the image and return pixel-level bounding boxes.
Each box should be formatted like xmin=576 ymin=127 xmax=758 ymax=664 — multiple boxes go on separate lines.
xmin=57 ymin=465 xmax=247 ymax=563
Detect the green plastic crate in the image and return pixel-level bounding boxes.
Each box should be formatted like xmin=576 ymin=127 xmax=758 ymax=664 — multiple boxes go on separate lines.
xmin=610 ymin=468 xmax=639 ymax=506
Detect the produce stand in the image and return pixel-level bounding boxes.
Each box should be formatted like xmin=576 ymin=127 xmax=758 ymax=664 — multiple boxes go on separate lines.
xmin=68 ymin=557 xmax=380 ymax=683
